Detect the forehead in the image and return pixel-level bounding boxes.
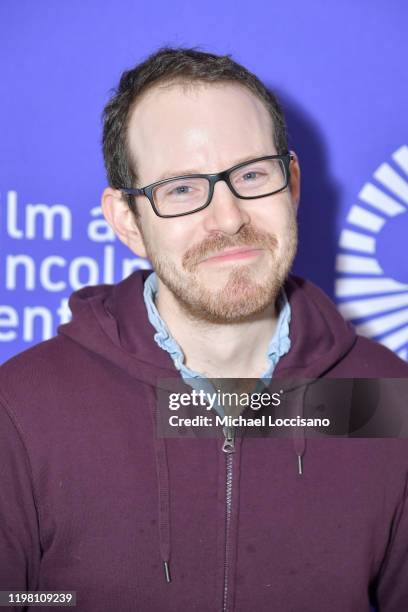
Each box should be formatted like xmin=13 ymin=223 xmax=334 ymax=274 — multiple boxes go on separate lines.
xmin=126 ymin=81 xmax=276 ymax=183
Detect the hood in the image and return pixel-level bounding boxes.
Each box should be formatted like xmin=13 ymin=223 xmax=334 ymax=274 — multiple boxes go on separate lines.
xmin=58 ymin=269 xmax=357 ymax=385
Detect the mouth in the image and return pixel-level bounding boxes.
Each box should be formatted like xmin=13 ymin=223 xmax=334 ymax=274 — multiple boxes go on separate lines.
xmin=199 ymin=247 xmax=264 ymax=264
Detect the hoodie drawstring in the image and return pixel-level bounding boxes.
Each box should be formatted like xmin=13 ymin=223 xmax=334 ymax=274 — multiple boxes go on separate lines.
xmin=149 ymin=381 xmax=309 ymax=587
xmin=149 ymin=390 xmax=172 ymax=583
xmin=292 ymin=385 xmax=308 ymax=476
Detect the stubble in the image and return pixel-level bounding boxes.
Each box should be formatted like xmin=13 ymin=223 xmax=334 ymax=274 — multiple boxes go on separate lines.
xmin=143 ymin=220 xmax=298 ymax=323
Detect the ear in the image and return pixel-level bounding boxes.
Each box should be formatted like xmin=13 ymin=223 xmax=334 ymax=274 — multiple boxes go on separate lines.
xmin=288 ymin=150 xmax=301 ymax=212
xmin=101 ymin=187 xmax=148 ymax=258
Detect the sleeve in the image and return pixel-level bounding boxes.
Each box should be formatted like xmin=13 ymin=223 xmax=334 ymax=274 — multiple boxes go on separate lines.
xmin=0 ymin=399 xmax=41 ymax=602
xmin=375 ymin=472 xmax=408 ymax=611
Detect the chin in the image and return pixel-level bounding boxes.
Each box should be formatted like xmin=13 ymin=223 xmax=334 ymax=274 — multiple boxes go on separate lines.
xmin=152 ymin=237 xmax=297 ymax=323
xmin=181 ymin=268 xmax=284 ymax=324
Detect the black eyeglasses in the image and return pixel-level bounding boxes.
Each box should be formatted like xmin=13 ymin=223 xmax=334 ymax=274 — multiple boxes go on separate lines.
xmin=121 ymin=153 xmax=293 ymax=218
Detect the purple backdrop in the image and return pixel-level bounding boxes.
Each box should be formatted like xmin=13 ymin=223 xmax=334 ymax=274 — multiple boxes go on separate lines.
xmin=1 ymin=0 xmax=407 ymax=363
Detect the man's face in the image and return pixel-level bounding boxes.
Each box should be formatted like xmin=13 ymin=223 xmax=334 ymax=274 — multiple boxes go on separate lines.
xmin=124 ymin=81 xmax=299 ymax=322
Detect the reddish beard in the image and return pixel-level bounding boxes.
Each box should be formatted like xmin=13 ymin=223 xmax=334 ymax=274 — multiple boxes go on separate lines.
xmin=143 ymin=218 xmax=298 ymax=323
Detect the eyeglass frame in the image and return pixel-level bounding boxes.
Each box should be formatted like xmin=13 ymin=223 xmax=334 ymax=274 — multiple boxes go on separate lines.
xmin=121 ymin=152 xmax=294 ymax=219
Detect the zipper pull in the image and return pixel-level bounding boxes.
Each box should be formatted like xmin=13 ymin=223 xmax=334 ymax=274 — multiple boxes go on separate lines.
xmin=222 ymin=426 xmax=235 ymax=453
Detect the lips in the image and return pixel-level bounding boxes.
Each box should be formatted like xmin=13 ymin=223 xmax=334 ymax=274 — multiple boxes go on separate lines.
xmin=182 ymin=225 xmax=279 ymax=272
xmin=200 ymin=247 xmax=263 ymax=263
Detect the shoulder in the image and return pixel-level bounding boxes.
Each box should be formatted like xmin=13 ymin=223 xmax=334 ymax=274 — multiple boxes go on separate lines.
xmin=284 ymin=274 xmax=408 ymax=377
xmin=336 ymin=334 xmax=408 ymax=377
xmin=0 ymin=334 xmax=100 ymax=423
xmin=1 ymin=334 xmax=79 ymax=385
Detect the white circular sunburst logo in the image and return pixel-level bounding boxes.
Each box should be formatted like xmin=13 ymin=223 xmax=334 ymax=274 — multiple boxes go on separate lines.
xmin=335 ymin=145 xmax=408 ymax=362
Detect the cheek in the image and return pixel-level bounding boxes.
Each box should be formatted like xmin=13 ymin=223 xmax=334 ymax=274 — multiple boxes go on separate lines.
xmin=250 ymin=199 xmax=292 ymax=233
xmin=163 ymin=216 xmax=205 ymax=255
xmin=146 ymin=218 xmax=199 ymax=259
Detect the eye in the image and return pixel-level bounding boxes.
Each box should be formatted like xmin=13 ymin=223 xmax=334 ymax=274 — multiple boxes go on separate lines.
xmin=163 ymin=183 xmax=195 ymax=199
xmin=242 ymin=171 xmax=260 ymax=181
xmin=237 ymin=169 xmax=268 ymax=185
xmin=170 ymin=185 xmax=192 ymax=195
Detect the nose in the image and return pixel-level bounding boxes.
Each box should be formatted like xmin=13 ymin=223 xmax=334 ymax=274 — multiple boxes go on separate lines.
xmin=202 ymin=180 xmax=250 ymax=235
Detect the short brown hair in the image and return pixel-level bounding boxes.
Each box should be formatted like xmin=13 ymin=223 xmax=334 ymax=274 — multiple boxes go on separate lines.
xmin=102 ymin=47 xmax=288 ymax=191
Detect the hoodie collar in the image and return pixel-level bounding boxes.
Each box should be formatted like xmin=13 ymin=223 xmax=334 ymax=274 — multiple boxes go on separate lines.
xmin=58 ymin=270 xmax=356 ymax=385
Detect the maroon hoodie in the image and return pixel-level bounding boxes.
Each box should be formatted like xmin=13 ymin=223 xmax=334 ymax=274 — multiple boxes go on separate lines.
xmin=0 ymin=271 xmax=407 ymax=612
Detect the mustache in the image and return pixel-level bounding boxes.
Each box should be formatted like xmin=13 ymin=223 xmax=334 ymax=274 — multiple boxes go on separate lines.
xmin=182 ymin=225 xmax=278 ymax=271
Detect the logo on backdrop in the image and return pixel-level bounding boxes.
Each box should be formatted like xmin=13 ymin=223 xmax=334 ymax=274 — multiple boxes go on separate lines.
xmin=335 ymin=145 xmax=408 ymax=362
xmin=0 ymin=198 xmax=150 ymax=352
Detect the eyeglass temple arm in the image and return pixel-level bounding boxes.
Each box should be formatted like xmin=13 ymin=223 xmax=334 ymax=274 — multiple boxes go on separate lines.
xmin=121 ymin=188 xmax=144 ymax=196
xmin=121 ymin=188 xmax=144 ymax=212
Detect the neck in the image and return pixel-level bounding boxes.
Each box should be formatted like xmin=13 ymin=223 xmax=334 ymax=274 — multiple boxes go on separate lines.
xmin=155 ymin=279 xmax=279 ymax=379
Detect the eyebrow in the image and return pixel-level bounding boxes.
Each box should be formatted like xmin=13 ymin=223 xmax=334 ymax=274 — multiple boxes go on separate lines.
xmin=155 ymin=152 xmax=272 ymax=181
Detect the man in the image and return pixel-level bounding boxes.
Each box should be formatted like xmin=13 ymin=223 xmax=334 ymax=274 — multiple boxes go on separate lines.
xmin=0 ymin=48 xmax=407 ymax=612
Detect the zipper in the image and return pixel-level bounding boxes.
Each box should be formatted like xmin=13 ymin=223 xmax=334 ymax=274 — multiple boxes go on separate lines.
xmin=222 ymin=426 xmax=235 ymax=612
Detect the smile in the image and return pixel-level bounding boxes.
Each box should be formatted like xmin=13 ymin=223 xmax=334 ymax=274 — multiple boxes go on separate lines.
xmin=200 ymin=247 xmax=264 ymax=264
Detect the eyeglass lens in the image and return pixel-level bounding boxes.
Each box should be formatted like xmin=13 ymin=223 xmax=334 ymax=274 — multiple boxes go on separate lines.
xmin=152 ymin=158 xmax=287 ymax=216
